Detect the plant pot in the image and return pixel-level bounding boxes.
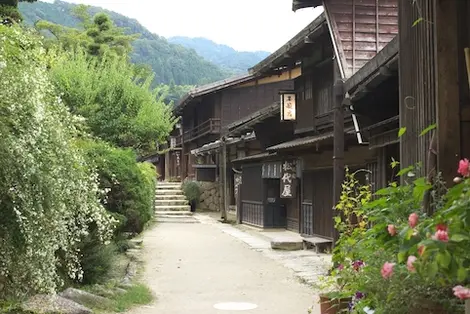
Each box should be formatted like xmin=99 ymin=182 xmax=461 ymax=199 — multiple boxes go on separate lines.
xmin=190 ymin=200 xmax=196 ymax=212
xmin=319 ymin=294 xmax=351 ymax=314
xmin=409 ymin=299 xmax=448 ymax=314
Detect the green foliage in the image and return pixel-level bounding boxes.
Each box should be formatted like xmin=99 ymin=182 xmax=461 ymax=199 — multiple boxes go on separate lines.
xmin=330 ymin=164 xmax=468 ymax=314
xmin=114 ymin=284 xmax=153 ymax=312
xmin=50 ymin=48 xmax=176 ymax=155
xmin=77 ymin=238 xmax=118 ymax=285
xmin=36 ymin=5 xmax=138 ymax=59
xmin=0 ymin=24 xmax=114 ymax=297
xmin=78 ymin=140 xmax=156 ymax=234
xmin=182 ymin=180 xmax=202 ymax=203
xmin=19 ymin=0 xmax=231 ymax=86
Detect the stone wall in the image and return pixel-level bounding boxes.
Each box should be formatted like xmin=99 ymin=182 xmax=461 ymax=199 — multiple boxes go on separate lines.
xmin=198 ymin=181 xmax=221 ymax=211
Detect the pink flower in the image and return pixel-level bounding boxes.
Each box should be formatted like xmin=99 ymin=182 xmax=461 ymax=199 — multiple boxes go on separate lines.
xmin=381 ymin=262 xmax=395 ymax=279
xmin=432 ymin=229 xmax=449 ymax=242
xmin=387 ymin=224 xmax=397 ymax=236
xmin=436 ymin=224 xmax=448 ymax=232
xmin=418 ymin=245 xmax=425 ymax=257
xmin=338 ymin=264 xmax=344 ymax=271
xmin=408 ymin=213 xmax=419 ymax=228
xmin=407 ymin=255 xmax=417 ymax=272
xmin=458 ymin=159 xmax=470 ymax=177
xmin=453 ymin=286 xmax=470 ymax=300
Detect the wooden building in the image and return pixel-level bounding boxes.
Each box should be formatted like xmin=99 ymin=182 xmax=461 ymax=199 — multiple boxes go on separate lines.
xmin=294 ymin=0 xmax=470 ymax=194
xmin=239 ymin=4 xmax=398 ymax=240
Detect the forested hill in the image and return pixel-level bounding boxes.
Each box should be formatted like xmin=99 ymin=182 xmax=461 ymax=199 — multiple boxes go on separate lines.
xmin=168 ymin=37 xmax=270 ymax=74
xmin=18 ymin=0 xmax=231 ymax=85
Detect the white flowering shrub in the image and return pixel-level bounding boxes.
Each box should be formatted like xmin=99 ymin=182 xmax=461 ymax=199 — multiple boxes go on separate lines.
xmin=0 ymin=25 xmax=114 ymax=298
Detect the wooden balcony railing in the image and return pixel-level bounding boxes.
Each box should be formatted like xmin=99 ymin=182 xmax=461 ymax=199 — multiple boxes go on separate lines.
xmin=182 ymin=119 xmax=221 ymax=143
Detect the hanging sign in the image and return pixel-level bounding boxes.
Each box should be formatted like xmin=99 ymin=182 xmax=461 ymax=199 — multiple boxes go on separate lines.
xmin=280 ymin=91 xmax=296 ymax=121
xmin=280 ymin=160 xmax=297 ymax=199
xmin=262 ymin=161 xmax=282 ymax=179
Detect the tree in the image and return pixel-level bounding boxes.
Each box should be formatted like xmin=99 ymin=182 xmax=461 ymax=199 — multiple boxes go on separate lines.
xmin=37 ymin=5 xmax=138 ymax=59
xmin=50 ymin=48 xmax=176 ymax=155
xmin=0 ymin=0 xmax=35 ymax=23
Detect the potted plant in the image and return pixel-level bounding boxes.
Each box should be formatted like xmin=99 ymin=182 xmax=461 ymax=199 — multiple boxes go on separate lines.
xmin=182 ymin=180 xmax=201 ymax=212
xmin=316 ymin=272 xmax=354 ymax=314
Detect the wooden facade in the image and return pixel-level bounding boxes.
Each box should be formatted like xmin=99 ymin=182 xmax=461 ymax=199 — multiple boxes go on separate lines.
xmin=164 ymin=0 xmax=470 ymax=242
xmin=323 ymin=0 xmax=398 ymax=78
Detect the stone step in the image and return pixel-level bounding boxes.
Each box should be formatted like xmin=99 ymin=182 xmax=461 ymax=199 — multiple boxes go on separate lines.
xmin=155 ymin=217 xmax=199 ymax=224
xmin=155 ymin=194 xmax=187 ymax=200
xmin=154 ymin=205 xmax=190 ymax=211
xmin=155 ymin=199 xmax=189 ymax=206
xmin=156 ymin=214 xmax=194 ymax=219
xmin=156 ymin=185 xmax=181 ymax=189
xmin=155 ymin=190 xmax=183 ymax=195
xmin=155 ymin=211 xmax=193 ymax=216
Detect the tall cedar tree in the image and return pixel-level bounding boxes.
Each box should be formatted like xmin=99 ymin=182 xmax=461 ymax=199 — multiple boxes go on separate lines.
xmin=0 ymin=0 xmax=35 ymax=22
xmin=36 ymin=5 xmax=138 ymax=59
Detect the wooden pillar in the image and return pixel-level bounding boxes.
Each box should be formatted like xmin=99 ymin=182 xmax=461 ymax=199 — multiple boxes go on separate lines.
xmin=221 ymin=138 xmax=228 ymax=220
xmin=164 ymin=151 xmax=170 ymax=181
xmin=332 ymin=77 xmax=345 ymax=243
xmin=435 ymin=0 xmax=461 ymax=185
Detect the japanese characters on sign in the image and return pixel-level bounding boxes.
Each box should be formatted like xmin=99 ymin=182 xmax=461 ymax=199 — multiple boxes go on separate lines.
xmin=280 ymin=92 xmax=296 ymax=121
xmin=262 ymin=162 xmax=282 ymax=179
xmin=280 ymin=160 xmax=297 ymax=199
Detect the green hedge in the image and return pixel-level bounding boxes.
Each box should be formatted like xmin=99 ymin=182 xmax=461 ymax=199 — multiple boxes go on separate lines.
xmin=78 ymin=139 xmax=156 ymax=234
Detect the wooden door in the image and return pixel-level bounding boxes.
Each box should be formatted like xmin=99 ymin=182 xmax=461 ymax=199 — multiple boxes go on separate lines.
xmin=285 ymin=182 xmax=300 ymax=232
xmin=311 ymin=169 xmax=334 ymax=239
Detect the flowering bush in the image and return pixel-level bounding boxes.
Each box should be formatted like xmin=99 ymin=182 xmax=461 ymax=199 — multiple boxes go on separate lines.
xmin=0 ymin=25 xmax=114 ymax=297
xmin=330 ymin=161 xmax=470 ymax=313
xmin=78 ymin=139 xmax=156 ymax=234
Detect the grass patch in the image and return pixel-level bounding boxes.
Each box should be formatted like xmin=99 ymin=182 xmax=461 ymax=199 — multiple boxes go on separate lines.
xmin=113 ymin=284 xmax=153 ymax=312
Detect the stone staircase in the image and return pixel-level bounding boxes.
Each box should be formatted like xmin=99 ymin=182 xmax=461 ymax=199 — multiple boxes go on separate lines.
xmin=154 ymin=182 xmax=198 ymax=223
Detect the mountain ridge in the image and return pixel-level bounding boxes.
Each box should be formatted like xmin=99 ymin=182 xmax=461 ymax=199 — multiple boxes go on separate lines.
xmin=18 ymin=0 xmax=265 ymax=86
xmin=168 ymin=36 xmax=270 ymax=74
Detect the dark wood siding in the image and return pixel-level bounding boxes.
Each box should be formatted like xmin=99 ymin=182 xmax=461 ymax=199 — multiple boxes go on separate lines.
xmin=324 ymin=0 xmax=399 ymax=77
xmin=221 ymin=81 xmax=294 ymax=128
xmin=241 ymin=164 xmax=264 ymax=226
xmin=398 ymin=0 xmax=436 ymax=177
xmin=302 ymin=169 xmax=334 ymax=238
xmin=295 ymin=62 xmax=334 ymax=133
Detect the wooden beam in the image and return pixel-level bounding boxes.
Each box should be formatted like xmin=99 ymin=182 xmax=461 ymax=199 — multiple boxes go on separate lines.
xmin=332 ymin=65 xmax=345 ymax=245
xmin=435 ymin=0 xmax=460 ymax=185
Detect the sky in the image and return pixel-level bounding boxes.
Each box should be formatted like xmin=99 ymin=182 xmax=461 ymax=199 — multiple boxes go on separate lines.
xmin=55 ymin=0 xmax=324 ymax=52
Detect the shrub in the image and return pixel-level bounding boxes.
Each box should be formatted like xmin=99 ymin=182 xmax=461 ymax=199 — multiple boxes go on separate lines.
xmin=78 ymin=139 xmax=156 ymax=234
xmin=0 ymin=25 xmax=113 ymax=298
xmin=182 ymin=180 xmax=201 ymax=204
xmin=330 ymin=165 xmax=468 ymax=314
xmin=50 ymin=48 xmax=176 ymax=156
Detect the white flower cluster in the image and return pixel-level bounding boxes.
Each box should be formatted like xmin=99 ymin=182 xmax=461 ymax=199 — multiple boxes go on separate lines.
xmin=0 ymin=25 xmax=115 ymax=298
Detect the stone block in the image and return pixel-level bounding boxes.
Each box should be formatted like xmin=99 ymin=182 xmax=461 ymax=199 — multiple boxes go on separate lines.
xmin=271 ymin=239 xmax=303 ymax=251
xmin=22 ymin=294 xmax=93 ymax=314
xmin=60 ymin=288 xmax=113 ymax=309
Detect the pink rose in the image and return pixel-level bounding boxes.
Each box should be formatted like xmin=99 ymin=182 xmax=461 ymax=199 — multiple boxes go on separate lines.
xmin=436 ymin=224 xmax=448 ymax=232
xmin=453 ymin=286 xmax=470 ymax=300
xmin=407 ymin=255 xmax=417 ymax=272
xmin=418 ymin=245 xmax=425 ymax=257
xmin=381 ymin=262 xmax=395 ymax=279
xmin=408 ymin=213 xmax=419 ymax=228
xmin=458 ymin=159 xmax=470 ymax=177
xmin=387 ymin=224 xmax=396 ymax=236
xmin=432 ymin=230 xmax=449 ymax=242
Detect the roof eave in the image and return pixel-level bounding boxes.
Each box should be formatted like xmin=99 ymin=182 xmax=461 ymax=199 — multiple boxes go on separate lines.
xmin=249 ymin=13 xmax=327 ymax=75
xmin=292 ymin=0 xmax=323 ymax=11
xmin=173 ymin=74 xmax=256 ymax=113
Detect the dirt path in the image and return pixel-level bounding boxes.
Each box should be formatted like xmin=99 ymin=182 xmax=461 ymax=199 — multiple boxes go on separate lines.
xmin=128 ymin=220 xmax=319 ymax=314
